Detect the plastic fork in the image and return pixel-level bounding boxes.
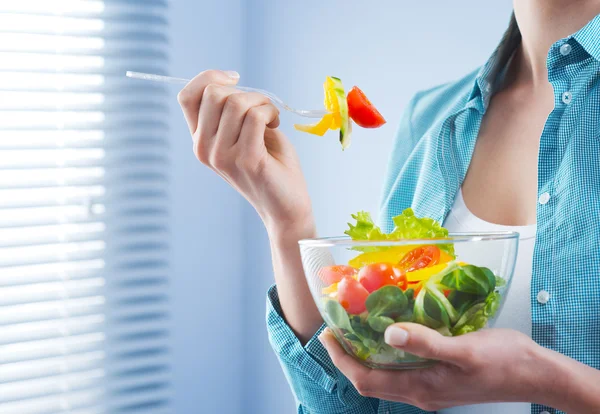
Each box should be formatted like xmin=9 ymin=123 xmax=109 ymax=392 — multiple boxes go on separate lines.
xmin=126 ymin=71 xmax=327 ymax=119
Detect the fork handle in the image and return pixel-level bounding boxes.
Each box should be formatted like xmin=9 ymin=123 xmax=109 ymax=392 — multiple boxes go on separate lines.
xmin=126 ymin=71 xmax=327 ymax=118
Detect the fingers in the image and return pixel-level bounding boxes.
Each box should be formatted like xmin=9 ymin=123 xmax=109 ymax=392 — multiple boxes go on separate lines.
xmin=318 ymin=328 xmax=419 ymax=402
xmin=236 ymin=103 xmax=280 ymax=154
xmin=193 ymin=91 xmax=280 ymax=170
xmin=216 ymin=92 xmax=273 ymax=148
xmin=195 ymin=85 xmax=240 ymax=162
xmin=384 ymin=323 xmax=467 ymax=364
xmin=318 ymin=329 xmax=371 ymax=381
xmin=177 ymin=70 xmax=240 ymax=134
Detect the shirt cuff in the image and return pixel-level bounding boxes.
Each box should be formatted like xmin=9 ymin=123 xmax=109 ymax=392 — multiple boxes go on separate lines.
xmin=265 ymin=284 xmax=337 ymax=393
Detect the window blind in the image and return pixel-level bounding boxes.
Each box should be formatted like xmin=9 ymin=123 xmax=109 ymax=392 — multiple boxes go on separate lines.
xmin=0 ymin=1 xmax=171 ymax=413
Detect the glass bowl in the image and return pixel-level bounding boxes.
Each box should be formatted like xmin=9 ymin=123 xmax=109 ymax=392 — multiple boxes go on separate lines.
xmin=299 ymin=232 xmax=518 ymax=369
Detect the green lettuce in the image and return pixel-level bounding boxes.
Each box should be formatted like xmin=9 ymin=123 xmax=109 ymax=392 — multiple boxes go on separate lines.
xmin=344 ymin=208 xmax=454 ymax=256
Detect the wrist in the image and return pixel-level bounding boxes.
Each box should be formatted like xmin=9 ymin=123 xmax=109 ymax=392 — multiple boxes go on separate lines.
xmin=523 ymin=344 xmax=563 ymax=406
xmin=525 ymin=343 xmax=581 ymax=411
xmin=264 ymin=215 xmax=317 ymax=246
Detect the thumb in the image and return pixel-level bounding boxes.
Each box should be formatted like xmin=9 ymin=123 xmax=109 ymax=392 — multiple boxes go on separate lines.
xmin=384 ymin=323 xmax=464 ymax=363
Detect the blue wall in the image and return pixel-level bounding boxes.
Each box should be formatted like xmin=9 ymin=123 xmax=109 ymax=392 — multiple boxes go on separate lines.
xmin=168 ymin=1 xmax=513 ymax=413
xmin=168 ymin=1 xmax=246 ymax=413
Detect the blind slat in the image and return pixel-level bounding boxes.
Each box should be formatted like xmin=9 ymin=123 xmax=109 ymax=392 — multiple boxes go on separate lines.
xmin=0 ymin=5 xmax=170 ymax=411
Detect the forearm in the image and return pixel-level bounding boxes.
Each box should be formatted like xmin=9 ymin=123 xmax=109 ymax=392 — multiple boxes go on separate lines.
xmin=267 ymin=219 xmax=324 ymax=344
xmin=534 ymin=345 xmax=600 ymax=413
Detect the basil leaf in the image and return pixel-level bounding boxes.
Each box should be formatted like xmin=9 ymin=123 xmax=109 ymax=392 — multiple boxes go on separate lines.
xmin=365 ymin=285 xmax=408 ymax=319
xmin=324 ymin=299 xmax=352 ymax=332
xmin=367 ymin=315 xmax=395 ymax=333
xmin=441 ymin=266 xmax=494 ymax=296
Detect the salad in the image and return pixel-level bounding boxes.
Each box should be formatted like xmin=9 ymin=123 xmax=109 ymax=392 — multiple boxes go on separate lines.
xmin=294 ymin=76 xmax=386 ymax=150
xmin=318 ymin=209 xmax=505 ymax=365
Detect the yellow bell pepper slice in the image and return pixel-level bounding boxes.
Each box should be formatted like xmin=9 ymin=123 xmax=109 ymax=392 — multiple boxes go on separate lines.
xmin=439 ymin=250 xmax=454 ymax=264
xmin=294 ymin=76 xmax=343 ymax=135
xmin=405 ymin=263 xmax=449 ymax=283
xmin=322 ymin=282 xmax=339 ymax=295
xmin=349 ymin=246 xmax=455 ymax=269
xmin=294 ymin=113 xmax=336 ymax=136
xmin=324 ymin=77 xmax=340 ymax=113
xmin=348 ymin=245 xmax=418 ymax=268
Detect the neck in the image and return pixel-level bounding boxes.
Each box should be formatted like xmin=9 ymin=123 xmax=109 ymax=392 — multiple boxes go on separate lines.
xmin=512 ymin=0 xmax=600 ymax=85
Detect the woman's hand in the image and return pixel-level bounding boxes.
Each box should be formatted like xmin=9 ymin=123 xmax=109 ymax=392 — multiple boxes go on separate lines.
xmin=178 ymin=70 xmax=322 ymax=341
xmin=177 ymin=70 xmax=314 ymax=236
xmin=319 ymin=323 xmax=599 ymax=412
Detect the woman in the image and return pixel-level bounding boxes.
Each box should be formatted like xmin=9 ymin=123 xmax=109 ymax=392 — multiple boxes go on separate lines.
xmin=177 ymin=1 xmax=600 ymax=412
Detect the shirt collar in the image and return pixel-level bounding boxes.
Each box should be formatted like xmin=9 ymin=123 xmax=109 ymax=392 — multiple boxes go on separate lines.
xmin=468 ymin=11 xmax=600 ymax=113
xmin=572 ymin=12 xmax=600 ymax=62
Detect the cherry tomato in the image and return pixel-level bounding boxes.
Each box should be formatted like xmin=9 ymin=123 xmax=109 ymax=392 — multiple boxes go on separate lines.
xmin=337 ymin=277 xmax=369 ymax=315
xmin=397 ymin=245 xmax=441 ymax=272
xmin=357 ymin=262 xmax=403 ymax=293
xmin=347 ymin=86 xmax=386 ymax=128
xmin=318 ymin=265 xmax=356 ymax=285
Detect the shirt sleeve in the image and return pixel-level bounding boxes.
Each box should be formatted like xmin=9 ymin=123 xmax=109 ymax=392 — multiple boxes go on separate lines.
xmin=266 ymin=285 xmax=378 ymax=414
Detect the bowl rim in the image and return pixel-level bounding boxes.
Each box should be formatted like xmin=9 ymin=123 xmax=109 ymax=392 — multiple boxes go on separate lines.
xmin=298 ymin=231 xmax=520 ymax=247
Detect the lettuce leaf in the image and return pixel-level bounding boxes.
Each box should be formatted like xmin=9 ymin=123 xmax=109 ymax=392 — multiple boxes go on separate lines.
xmin=344 ymin=211 xmax=387 ymax=252
xmin=345 ymin=208 xmax=455 ymax=256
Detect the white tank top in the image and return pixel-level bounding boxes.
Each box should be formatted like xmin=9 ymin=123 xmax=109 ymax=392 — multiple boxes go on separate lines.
xmin=439 ymin=190 xmax=536 ymax=414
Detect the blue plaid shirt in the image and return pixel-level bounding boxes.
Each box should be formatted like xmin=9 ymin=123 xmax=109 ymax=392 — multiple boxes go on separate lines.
xmin=266 ymin=13 xmax=600 ymax=414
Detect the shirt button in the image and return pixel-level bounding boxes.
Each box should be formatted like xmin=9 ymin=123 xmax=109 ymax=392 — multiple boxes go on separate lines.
xmin=537 ymin=290 xmax=550 ymax=304
xmin=562 ymin=91 xmax=572 ymax=104
xmin=540 ymin=411 xmax=551 ymax=414
xmin=538 ymin=192 xmax=550 ymax=205
xmin=559 ymin=43 xmax=572 ymax=56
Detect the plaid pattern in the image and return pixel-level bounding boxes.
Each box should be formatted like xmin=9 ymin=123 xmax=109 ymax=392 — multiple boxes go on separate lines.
xmin=266 ymin=14 xmax=600 ymax=414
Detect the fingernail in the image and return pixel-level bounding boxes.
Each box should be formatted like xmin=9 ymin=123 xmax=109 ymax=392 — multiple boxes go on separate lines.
xmin=224 ymin=70 xmax=240 ymax=79
xmin=385 ymin=326 xmax=409 ymax=347
xmin=318 ymin=329 xmax=330 ymax=345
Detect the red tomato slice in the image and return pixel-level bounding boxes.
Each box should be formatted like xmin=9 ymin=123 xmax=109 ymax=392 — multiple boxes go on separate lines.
xmin=338 ymin=277 xmax=369 ymax=315
xmin=347 ymin=86 xmax=386 ymax=128
xmin=357 ymin=263 xmax=402 ymax=293
xmin=318 ymin=265 xmax=356 ymax=285
xmin=397 ymin=245 xmax=441 ymax=272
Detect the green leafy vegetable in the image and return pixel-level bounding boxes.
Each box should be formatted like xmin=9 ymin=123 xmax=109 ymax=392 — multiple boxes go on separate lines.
xmin=325 ymin=299 xmax=352 ymax=331
xmin=414 ymin=263 xmax=500 ymax=331
xmin=450 ymin=290 xmax=501 ymax=336
xmin=344 ymin=211 xmax=388 ymax=252
xmin=440 ymin=265 xmax=496 ymax=296
xmin=484 ymin=292 xmax=501 ymax=317
xmin=367 ymin=315 xmax=395 ymax=333
xmin=343 ymin=333 xmax=370 ymax=360
xmin=388 ymin=209 xmax=454 ymax=256
xmin=423 ymin=291 xmax=451 ymax=328
xmin=365 ymin=285 xmax=408 ymax=333
xmin=394 ymin=288 xmax=415 ymax=322
xmin=345 ymin=208 xmax=455 ymax=256
xmin=447 ymin=290 xmax=480 ymax=316
xmin=365 ymin=285 xmax=408 ymax=318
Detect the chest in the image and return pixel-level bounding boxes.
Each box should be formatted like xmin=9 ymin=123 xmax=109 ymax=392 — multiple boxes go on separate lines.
xmin=461 ymin=89 xmax=554 ymax=225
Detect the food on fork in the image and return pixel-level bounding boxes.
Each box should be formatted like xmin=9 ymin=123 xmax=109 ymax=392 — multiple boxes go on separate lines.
xmin=294 ymin=77 xmax=386 ymax=149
